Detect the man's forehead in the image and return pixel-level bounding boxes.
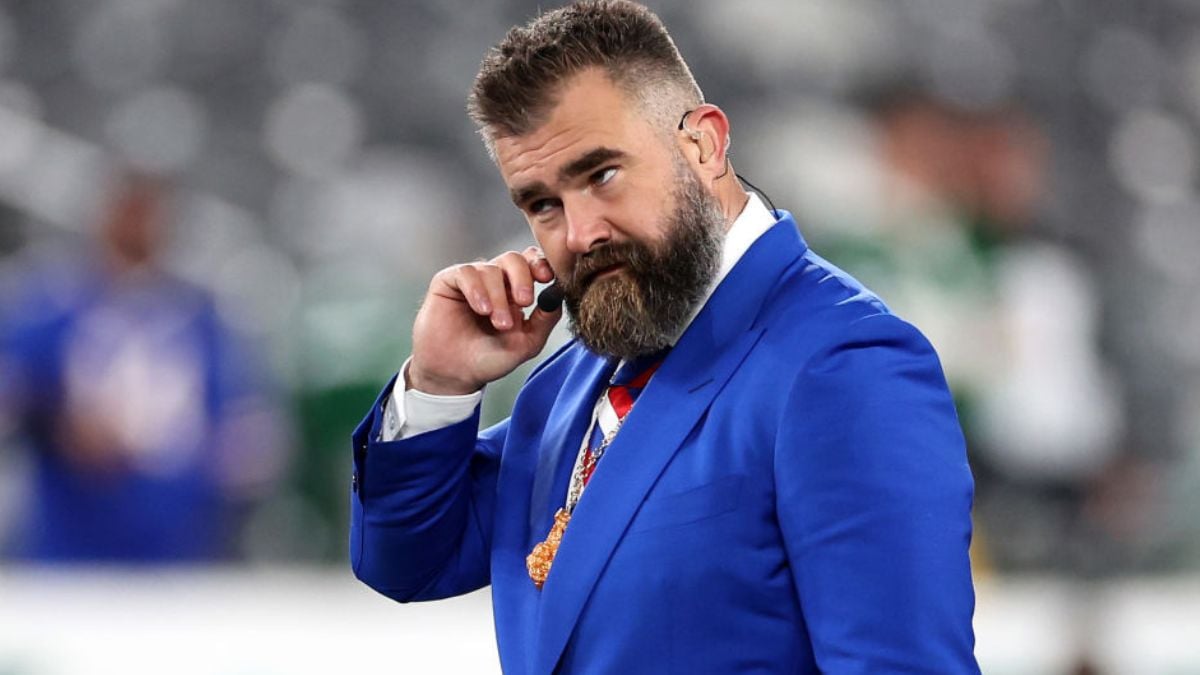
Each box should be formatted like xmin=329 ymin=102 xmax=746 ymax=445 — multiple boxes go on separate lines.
xmin=495 ymin=119 xmax=620 ymax=175
xmin=492 ymin=70 xmax=650 ymax=171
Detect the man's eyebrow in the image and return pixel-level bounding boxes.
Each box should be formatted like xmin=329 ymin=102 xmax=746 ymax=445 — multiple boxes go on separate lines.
xmin=509 ymin=146 xmax=628 ymax=208
xmin=511 ymin=181 xmax=550 ymax=208
xmin=558 ymin=146 xmax=627 ymax=182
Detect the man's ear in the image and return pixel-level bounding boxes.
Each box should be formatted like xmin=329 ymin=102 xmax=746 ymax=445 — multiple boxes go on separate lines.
xmin=677 ymin=104 xmax=732 ymax=182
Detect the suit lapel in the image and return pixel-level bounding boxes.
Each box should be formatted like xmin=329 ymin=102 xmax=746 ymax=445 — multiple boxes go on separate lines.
xmin=532 ymin=217 xmax=807 ymax=674
xmin=490 ymin=350 xmax=611 ymax=675
xmin=528 ymin=355 xmax=614 ymax=535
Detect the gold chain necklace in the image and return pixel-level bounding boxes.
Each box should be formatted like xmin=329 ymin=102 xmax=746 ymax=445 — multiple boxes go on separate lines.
xmin=526 ymin=390 xmax=632 ymax=589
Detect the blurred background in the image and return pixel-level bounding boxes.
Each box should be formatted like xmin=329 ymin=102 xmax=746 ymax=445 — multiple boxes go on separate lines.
xmin=0 ymin=0 xmax=1197 ymax=672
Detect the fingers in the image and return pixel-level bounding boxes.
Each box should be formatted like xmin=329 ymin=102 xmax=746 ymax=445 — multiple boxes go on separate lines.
xmin=442 ymin=264 xmax=492 ymax=314
xmin=495 ymin=251 xmax=535 ymax=307
xmin=477 ymin=264 xmax=515 ymax=329
xmin=521 ymin=246 xmax=556 ymax=284
xmin=437 ymin=248 xmax=556 ymax=331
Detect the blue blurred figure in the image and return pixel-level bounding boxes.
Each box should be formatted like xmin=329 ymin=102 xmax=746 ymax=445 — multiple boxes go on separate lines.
xmin=0 ymin=175 xmax=285 ymax=563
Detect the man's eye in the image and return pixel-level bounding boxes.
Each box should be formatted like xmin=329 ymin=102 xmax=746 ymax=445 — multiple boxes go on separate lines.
xmin=591 ymin=167 xmax=617 ymax=186
xmin=529 ymin=198 xmax=560 ymax=215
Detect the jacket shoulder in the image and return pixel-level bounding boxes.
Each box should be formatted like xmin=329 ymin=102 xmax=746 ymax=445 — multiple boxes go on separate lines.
xmin=763 ymin=248 xmax=889 ymax=336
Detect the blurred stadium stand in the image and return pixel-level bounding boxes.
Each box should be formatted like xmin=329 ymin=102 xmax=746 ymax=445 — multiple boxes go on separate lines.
xmin=0 ymin=0 xmax=1197 ymax=671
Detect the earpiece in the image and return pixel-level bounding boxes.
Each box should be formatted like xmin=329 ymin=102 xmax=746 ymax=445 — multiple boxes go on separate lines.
xmin=677 ymin=110 xmax=727 ymax=163
xmin=680 ymin=121 xmax=711 ymax=161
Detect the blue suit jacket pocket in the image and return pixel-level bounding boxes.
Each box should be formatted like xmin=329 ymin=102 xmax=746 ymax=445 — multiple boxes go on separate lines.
xmin=628 ymin=475 xmax=744 ymax=534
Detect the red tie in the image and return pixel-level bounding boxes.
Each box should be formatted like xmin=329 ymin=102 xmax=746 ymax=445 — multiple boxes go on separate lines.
xmin=581 ymin=355 xmax=664 ymax=486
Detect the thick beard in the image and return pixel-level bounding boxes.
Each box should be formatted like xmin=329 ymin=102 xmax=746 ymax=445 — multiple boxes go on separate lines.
xmin=562 ymin=159 xmax=725 ymax=360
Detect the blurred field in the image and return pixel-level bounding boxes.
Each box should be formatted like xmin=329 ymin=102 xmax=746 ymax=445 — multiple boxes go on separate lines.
xmin=1 ymin=570 xmax=1198 ymax=674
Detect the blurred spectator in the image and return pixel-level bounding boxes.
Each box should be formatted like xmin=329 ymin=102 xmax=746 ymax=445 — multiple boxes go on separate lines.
xmin=0 ymin=174 xmax=287 ymax=563
xmin=811 ymin=89 xmax=1125 ymax=572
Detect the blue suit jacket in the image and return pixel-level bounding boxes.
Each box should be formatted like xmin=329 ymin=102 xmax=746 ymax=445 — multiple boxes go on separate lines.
xmin=351 ymin=213 xmax=979 ymax=673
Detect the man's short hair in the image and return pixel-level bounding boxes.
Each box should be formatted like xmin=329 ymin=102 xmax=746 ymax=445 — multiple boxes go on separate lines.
xmin=468 ymin=0 xmax=703 ymax=153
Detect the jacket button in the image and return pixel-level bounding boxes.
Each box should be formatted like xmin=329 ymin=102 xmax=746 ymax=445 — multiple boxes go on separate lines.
xmin=351 ymin=473 xmax=359 ymax=492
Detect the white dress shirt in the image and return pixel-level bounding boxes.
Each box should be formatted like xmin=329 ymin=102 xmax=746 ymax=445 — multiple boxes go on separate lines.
xmin=381 ymin=192 xmax=777 ymax=441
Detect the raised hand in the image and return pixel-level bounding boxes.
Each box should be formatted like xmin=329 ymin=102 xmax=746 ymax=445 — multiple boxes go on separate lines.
xmin=408 ymin=246 xmax=561 ymax=395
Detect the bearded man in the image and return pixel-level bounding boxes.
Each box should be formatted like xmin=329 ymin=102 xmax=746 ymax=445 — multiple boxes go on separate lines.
xmin=350 ymin=2 xmax=979 ymax=672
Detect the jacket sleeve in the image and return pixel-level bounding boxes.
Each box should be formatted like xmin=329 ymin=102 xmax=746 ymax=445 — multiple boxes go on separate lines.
xmin=774 ymin=313 xmax=980 ymax=673
xmin=350 ymin=374 xmax=507 ymax=602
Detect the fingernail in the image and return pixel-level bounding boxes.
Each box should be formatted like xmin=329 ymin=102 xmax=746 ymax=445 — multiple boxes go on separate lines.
xmin=495 ymin=309 xmax=511 ymax=328
xmin=476 ymin=292 xmax=492 ymax=313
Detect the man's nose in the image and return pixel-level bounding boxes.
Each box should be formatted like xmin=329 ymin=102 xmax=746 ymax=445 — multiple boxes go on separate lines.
xmin=563 ymin=197 xmax=612 ymax=255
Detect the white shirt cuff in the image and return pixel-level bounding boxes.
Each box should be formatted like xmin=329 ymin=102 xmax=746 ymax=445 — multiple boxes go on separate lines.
xmin=380 ymin=357 xmax=483 ymax=441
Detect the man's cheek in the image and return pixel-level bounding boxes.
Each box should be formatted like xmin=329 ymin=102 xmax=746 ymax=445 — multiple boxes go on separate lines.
xmin=550 ymin=257 xmax=573 ymax=286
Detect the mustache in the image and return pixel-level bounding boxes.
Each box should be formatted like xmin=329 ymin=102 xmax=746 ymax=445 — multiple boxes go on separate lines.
xmin=566 ymin=241 xmax=650 ymax=290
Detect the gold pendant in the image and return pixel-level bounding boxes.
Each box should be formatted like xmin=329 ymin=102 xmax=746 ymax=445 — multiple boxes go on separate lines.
xmin=526 ymin=508 xmax=571 ymax=589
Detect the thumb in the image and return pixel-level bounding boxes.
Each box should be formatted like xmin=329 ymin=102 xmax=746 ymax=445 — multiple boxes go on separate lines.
xmin=524 ymin=305 xmax=562 ymax=348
